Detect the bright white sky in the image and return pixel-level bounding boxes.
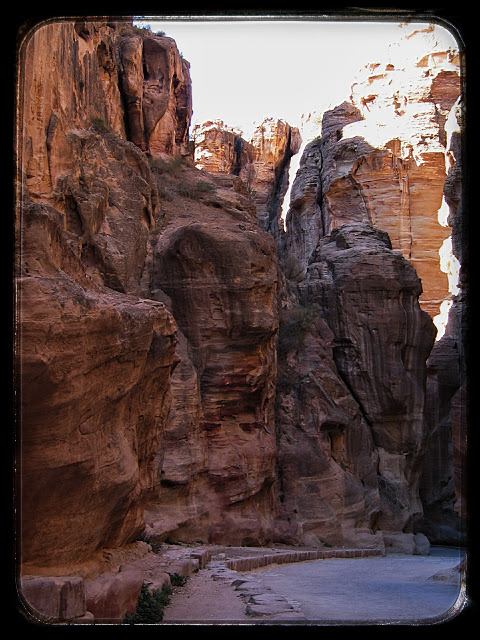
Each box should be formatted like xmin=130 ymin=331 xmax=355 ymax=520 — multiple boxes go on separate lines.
xmin=133 ymin=18 xmax=424 ymax=139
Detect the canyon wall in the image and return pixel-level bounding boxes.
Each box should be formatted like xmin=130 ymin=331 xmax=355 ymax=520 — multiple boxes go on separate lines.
xmin=194 ymin=118 xmax=302 ymax=242
xmin=16 ymin=18 xmax=466 ymax=610
xmin=17 ymin=20 xmax=283 ymax=579
xmin=415 ymin=95 xmax=467 ymax=544
xmin=284 ymin=24 xmax=462 ymax=322
xmin=18 ymin=20 xmax=184 ymax=573
xmin=278 ymin=23 xmax=465 ymax=549
xmin=146 ymin=171 xmax=281 ymax=546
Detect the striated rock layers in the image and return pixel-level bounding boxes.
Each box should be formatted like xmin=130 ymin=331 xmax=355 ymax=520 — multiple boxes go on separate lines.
xmin=21 ymin=21 xmax=192 ymax=207
xmin=284 ymin=24 xmax=462 ymax=320
xmin=279 ymin=24 xmax=465 ymax=549
xmin=146 ymin=171 xmax=281 ymax=546
xmin=16 ymin=19 xmax=466 ymax=619
xmin=18 ymin=20 xmax=186 ymax=573
xmin=17 ymin=19 xmax=280 ymax=580
xmin=415 ymin=94 xmax=467 ymax=543
xmin=302 ymin=225 xmax=436 ymax=537
xmin=275 ymin=224 xmax=436 ymax=551
xmin=194 ymin=118 xmax=302 ymax=242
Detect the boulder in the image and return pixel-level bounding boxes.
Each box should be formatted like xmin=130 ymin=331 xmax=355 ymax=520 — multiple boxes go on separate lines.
xmin=85 ymin=566 xmax=144 ymax=621
xmin=20 ymin=576 xmax=86 ymax=622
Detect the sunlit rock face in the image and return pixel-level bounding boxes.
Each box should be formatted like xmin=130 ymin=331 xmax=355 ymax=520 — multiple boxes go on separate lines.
xmin=416 ymin=94 xmax=467 ymax=543
xmin=296 ymin=223 xmax=436 ymax=537
xmin=21 ymin=21 xmax=126 ymax=203
xmin=18 ymin=18 xmax=283 ymax=567
xmin=285 ymin=23 xmax=462 ymax=321
xmin=18 ymin=20 xmax=185 ymax=575
xmin=20 ymin=21 xmax=192 ymax=209
xmin=442 ymin=120 xmax=468 ymax=526
xmin=194 ymin=118 xmax=301 ymax=241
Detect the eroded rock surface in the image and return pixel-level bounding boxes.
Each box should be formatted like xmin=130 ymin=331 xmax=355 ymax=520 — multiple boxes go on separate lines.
xmin=275 ymin=303 xmax=382 ymax=549
xmin=147 ymin=169 xmax=280 ymax=546
xmin=16 ymin=20 xmax=466 ymax=622
xmin=118 ymin=30 xmax=192 ymax=156
xmin=275 ymin=224 xmax=437 ymax=548
xmin=19 ymin=201 xmax=178 ymax=572
xmin=194 ymin=118 xmax=301 ymax=241
xmin=284 ymin=24 xmax=462 ymax=320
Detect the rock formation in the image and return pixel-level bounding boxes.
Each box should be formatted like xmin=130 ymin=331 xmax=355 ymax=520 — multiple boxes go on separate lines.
xmin=17 ymin=20 xmax=281 ymax=578
xmin=415 ymin=91 xmax=467 ymax=543
xmin=194 ymin=118 xmax=302 ymax=242
xmin=146 ymin=170 xmax=281 ymax=546
xmin=284 ymin=24 xmax=462 ymax=321
xmin=274 ymin=297 xmax=382 ymax=549
xmin=118 ymin=29 xmax=192 ymax=157
xmin=279 ymin=23 xmax=465 ymax=550
xmin=16 ymin=17 xmax=466 ymax=623
xmin=18 ymin=19 xmax=185 ymax=572
xmin=302 ymin=225 xmax=436 ymax=535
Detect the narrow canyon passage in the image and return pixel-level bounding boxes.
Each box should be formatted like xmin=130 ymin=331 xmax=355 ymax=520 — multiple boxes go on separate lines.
xmin=15 ymin=17 xmax=468 ymax=625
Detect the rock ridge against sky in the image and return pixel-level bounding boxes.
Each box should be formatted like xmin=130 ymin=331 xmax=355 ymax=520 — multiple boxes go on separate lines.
xmin=15 ymin=17 xmax=467 ymax=623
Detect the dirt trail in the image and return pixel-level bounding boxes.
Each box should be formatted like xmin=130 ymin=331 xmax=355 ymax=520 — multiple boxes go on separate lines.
xmin=162 ymin=567 xmax=250 ymax=624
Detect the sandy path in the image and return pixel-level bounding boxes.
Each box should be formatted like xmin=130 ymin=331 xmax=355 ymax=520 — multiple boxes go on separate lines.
xmin=162 ymin=568 xmax=251 ymax=624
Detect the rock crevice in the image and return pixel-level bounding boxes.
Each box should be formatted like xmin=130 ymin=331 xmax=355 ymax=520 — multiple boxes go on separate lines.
xmin=16 ymin=18 xmax=467 ymax=623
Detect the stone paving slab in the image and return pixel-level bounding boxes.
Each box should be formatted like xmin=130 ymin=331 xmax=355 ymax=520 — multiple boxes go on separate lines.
xmin=202 ymin=547 xmax=384 ymax=620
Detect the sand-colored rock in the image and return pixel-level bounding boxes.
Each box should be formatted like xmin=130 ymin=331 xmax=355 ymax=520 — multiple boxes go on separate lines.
xmin=20 ymin=576 xmax=86 ymax=622
xmin=193 ymin=120 xmax=252 ymax=174
xmin=85 ymin=565 xmax=144 ymax=621
xmin=118 ymin=28 xmax=192 ymax=157
xmin=19 ymin=20 xmax=192 ymax=211
xmin=284 ymin=24 xmax=462 ymax=320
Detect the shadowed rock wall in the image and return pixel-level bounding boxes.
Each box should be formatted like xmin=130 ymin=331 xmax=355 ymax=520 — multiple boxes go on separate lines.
xmin=16 ymin=19 xmax=466 ymax=593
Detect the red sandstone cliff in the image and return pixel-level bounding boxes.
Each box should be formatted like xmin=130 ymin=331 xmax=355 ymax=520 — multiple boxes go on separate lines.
xmin=278 ymin=23 xmax=465 ymax=551
xmin=15 ymin=18 xmax=467 ymax=623
xmin=17 ymin=20 xmax=281 ymax=582
xmin=194 ymin=118 xmax=302 ymax=242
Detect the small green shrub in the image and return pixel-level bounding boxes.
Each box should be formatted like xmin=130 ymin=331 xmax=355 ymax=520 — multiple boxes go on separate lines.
xmin=138 ymin=533 xmax=163 ymax=554
xmin=277 ymin=303 xmax=322 ymax=357
xmin=176 ymin=179 xmax=217 ymax=199
xmin=169 ymin=573 xmax=188 ymax=587
xmin=90 ymin=117 xmax=112 ymax=135
xmin=150 ymin=156 xmax=184 ymax=176
xmin=123 ymin=583 xmax=171 ymax=624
